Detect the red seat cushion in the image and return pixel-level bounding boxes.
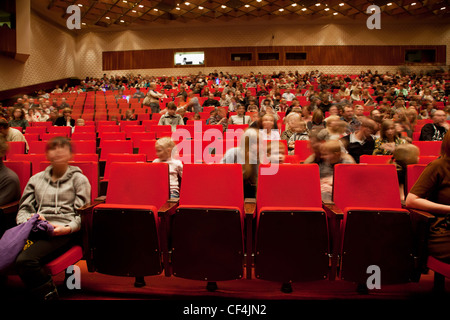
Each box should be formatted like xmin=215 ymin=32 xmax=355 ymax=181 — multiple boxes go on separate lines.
xmin=428 ymin=256 xmax=450 ymax=278
xmin=45 ymin=245 xmax=83 ymax=275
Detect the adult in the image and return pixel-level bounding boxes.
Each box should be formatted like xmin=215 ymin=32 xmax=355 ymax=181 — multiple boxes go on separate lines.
xmin=221 ymin=128 xmax=260 ymax=198
xmin=340 ymin=118 xmax=377 ymax=163
xmin=143 ymin=82 xmax=163 ymax=114
xmin=419 ymin=110 xmax=449 ymax=141
xmin=340 ymin=105 xmax=361 ymax=134
xmin=8 ymin=107 xmax=29 ymax=132
xmin=373 ymin=119 xmax=407 ymax=155
xmin=0 ymin=119 xmax=29 ymax=152
xmin=406 ymin=130 xmax=450 ymax=263
xmin=229 ymin=104 xmax=250 ymax=125
xmin=54 ymin=108 xmax=75 ymax=127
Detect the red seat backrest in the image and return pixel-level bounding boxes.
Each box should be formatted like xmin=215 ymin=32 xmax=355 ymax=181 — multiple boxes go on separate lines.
xmin=359 ymin=155 xmax=391 ymax=164
xmin=8 ymin=154 xmax=48 ymax=175
xmin=179 ymin=164 xmax=244 ymax=215
xmin=333 ymin=164 xmax=402 ymax=210
xmin=39 ymin=161 xmax=98 ymax=202
xmin=4 ymin=160 xmax=31 ymax=193
xmin=99 ymin=140 xmax=133 ymax=161
xmin=103 ymin=153 xmax=147 ymax=179
xmin=28 ymin=141 xmax=47 ymax=154
xmin=294 ymin=140 xmax=312 ymax=162
xmin=256 ymin=164 xmax=322 ymax=214
xmin=406 ymin=164 xmax=427 ymax=194
xmin=412 ymin=141 xmax=442 ymax=157
xmin=6 ymin=141 xmax=26 ymax=159
xmin=72 ymin=140 xmax=97 ymax=154
xmin=138 ymin=140 xmax=158 ymax=162
xmin=105 ymin=162 xmax=169 ymax=208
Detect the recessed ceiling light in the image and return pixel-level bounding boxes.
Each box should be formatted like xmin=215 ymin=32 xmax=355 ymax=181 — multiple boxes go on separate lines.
xmin=82 ymin=22 xmax=86 ymax=25
xmin=77 ymin=4 xmax=82 ymax=7
xmin=154 ymin=8 xmax=158 ymax=11
xmin=221 ymin=5 xmax=226 ymax=8
xmin=339 ymin=3 xmax=344 ymax=6
xmin=105 ymin=16 xmax=110 ymax=19
xmin=245 ymin=4 xmax=250 ymax=7
xmin=185 ymin=2 xmax=190 ymax=5
xmin=123 ymin=0 xmax=127 ymax=2
xmin=441 ymin=6 xmax=446 ymax=10
xmin=292 ymin=3 xmax=297 ymax=6
xmin=132 ymin=9 xmax=136 ymax=12
xmin=120 ymin=20 xmax=124 ymax=22
xmin=411 ymin=2 xmax=416 ymax=5
xmin=256 ymin=0 xmax=262 ymax=2
xmin=301 ymin=8 xmax=307 ymax=11
xmin=198 ymin=6 xmax=203 ymax=9
xmin=176 ymin=7 xmax=180 ymax=10
xmin=387 ymin=2 xmax=392 ymax=5
xmin=279 ymin=8 xmax=284 ymax=11
xmin=315 ymin=3 xmax=321 ymax=6
xmin=324 ymin=8 xmax=329 ymax=11
xmin=139 ymin=5 xmax=144 ymax=8
xmin=333 ymin=12 xmax=338 ymax=15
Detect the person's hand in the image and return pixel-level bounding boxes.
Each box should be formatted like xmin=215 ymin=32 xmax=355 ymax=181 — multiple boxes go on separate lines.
xmin=27 ymin=214 xmax=45 ymax=221
xmin=442 ymin=121 xmax=450 ymax=130
xmin=51 ymin=224 xmax=71 ymax=236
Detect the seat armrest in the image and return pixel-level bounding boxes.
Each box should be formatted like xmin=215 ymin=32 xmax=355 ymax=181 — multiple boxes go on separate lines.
xmin=0 ymin=200 xmax=20 ymax=215
xmin=322 ymin=201 xmax=343 ymax=281
xmin=158 ymin=200 xmax=179 ymax=277
xmin=158 ymin=200 xmax=179 ymax=218
xmin=77 ymin=198 xmax=105 ymax=272
xmin=322 ymin=202 xmax=344 ymax=219
xmin=244 ymin=198 xmax=256 ymax=280
xmin=406 ymin=208 xmax=437 ymax=279
xmin=244 ymin=198 xmax=256 ymax=218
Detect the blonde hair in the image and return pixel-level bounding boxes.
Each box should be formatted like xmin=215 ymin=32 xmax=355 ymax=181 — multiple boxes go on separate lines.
xmin=392 ymin=144 xmax=419 ymax=166
xmin=155 ymin=137 xmax=176 ymax=151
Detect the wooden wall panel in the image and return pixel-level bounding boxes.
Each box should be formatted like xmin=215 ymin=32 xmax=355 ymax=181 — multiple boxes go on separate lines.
xmin=102 ymin=45 xmax=446 ymax=71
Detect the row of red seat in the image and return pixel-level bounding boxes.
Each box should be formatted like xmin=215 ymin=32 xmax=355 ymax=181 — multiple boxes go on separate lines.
xmin=3 ymin=161 xmax=448 ymax=293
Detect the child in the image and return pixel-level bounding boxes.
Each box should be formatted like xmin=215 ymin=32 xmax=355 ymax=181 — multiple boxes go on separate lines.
xmin=287 ymin=115 xmax=309 ymax=155
xmin=158 ymin=102 xmax=184 ymax=132
xmin=318 ymin=140 xmax=355 ymax=202
xmin=153 ymin=137 xmax=183 ymax=199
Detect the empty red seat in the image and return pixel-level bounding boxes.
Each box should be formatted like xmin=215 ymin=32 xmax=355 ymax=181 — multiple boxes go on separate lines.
xmin=5 ymin=141 xmax=26 ymax=159
xmin=170 ymin=164 xmax=245 ymax=285
xmin=72 ymin=140 xmax=97 ymax=154
xmin=254 ymin=164 xmax=329 ymax=288
xmin=412 ymin=141 xmax=442 ymax=156
xmin=99 ymin=140 xmax=133 ymax=161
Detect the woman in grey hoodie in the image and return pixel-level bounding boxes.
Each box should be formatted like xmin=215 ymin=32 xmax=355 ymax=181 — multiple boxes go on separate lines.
xmin=15 ymin=137 xmax=91 ymax=300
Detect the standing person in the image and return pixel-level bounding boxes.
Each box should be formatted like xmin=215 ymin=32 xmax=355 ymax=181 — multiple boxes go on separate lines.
xmin=152 ymin=137 xmax=183 ymax=199
xmin=406 ymin=130 xmax=450 ymax=263
xmin=14 ymin=137 xmax=91 ymax=300
xmin=144 ymin=82 xmax=163 ymax=114
xmin=221 ymin=128 xmax=260 ymax=198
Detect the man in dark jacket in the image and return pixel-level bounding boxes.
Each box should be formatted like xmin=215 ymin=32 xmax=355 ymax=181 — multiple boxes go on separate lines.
xmin=419 ymin=110 xmax=449 ymax=141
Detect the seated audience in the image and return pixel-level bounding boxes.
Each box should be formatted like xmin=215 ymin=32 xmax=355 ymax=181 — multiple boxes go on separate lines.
xmin=419 ymin=110 xmax=449 ymax=141
xmin=340 ymin=118 xmax=377 ymax=163
xmin=373 ymin=119 xmax=407 ymax=155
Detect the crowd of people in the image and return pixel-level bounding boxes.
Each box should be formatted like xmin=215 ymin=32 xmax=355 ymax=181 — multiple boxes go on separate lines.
xmin=0 ymin=69 xmax=449 ymax=300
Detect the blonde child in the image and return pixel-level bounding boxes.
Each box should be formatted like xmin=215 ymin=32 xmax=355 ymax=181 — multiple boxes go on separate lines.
xmin=287 ymin=115 xmax=309 ymax=155
xmin=153 ymin=137 xmax=183 ymax=198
